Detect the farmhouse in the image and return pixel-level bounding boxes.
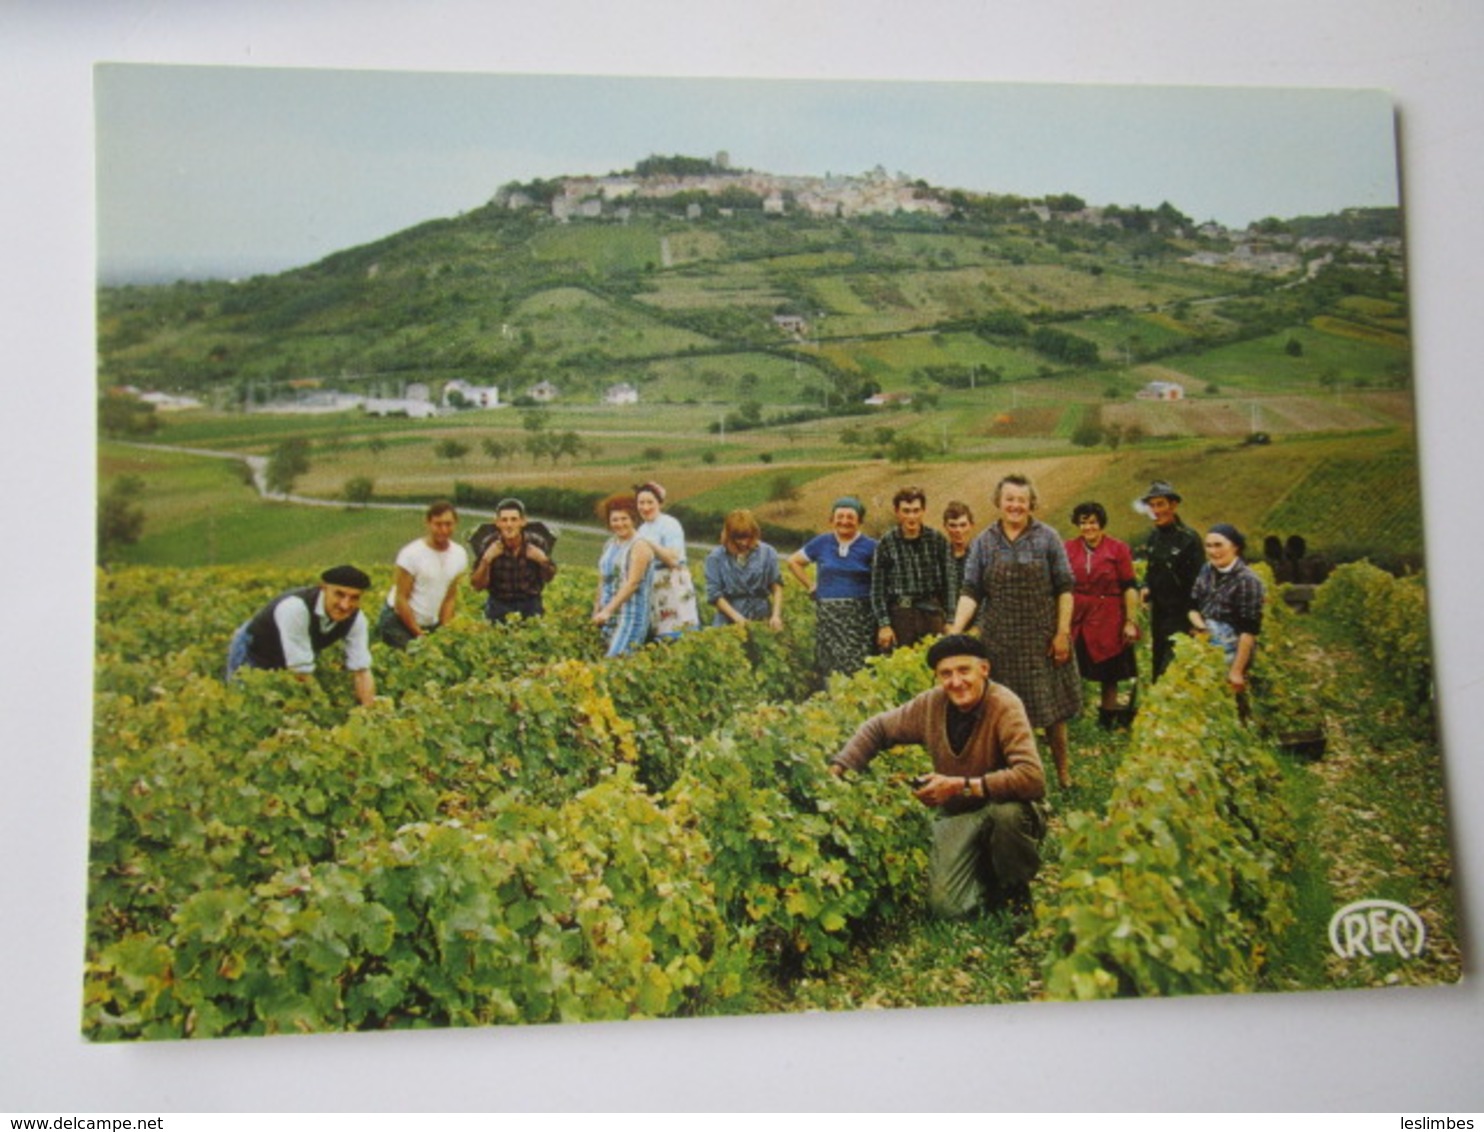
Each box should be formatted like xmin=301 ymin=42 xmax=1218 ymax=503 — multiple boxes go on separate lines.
xmin=527 ymin=380 xmax=560 ymax=403
xmin=864 ymin=391 xmax=913 ymax=408
xmin=603 ymin=382 xmax=639 ymax=405
xmin=773 ymin=313 xmax=809 ymax=336
xmin=443 ymin=379 xmax=501 ymax=409
xmin=1136 ymin=381 xmax=1185 ymax=402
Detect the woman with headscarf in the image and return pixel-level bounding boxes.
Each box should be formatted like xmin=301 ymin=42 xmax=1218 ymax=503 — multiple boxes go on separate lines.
xmin=635 ymin=480 xmax=700 ymax=641
xmin=1189 ymin=523 xmax=1266 ymax=698
xmin=787 ymin=496 xmax=877 ymax=678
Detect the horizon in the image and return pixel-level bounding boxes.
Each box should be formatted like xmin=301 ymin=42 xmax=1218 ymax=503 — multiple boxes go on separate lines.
xmin=95 ymin=67 xmax=1400 ymax=285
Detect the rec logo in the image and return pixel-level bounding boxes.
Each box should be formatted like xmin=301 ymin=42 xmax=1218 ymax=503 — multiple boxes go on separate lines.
xmin=1328 ymin=899 xmax=1427 ymax=960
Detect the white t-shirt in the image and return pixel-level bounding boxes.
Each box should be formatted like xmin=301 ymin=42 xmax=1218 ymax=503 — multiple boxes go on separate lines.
xmin=385 ymin=538 xmax=470 ymax=628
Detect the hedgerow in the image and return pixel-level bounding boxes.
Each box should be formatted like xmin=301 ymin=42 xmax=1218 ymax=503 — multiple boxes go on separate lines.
xmin=1310 ymin=560 xmax=1431 ymax=708
xmin=1042 ymin=631 xmax=1297 ymax=999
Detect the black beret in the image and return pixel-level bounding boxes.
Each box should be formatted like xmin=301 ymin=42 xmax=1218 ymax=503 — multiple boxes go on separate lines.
xmin=320 ymin=564 xmax=372 ymax=590
xmin=926 ymin=633 xmax=989 ymax=669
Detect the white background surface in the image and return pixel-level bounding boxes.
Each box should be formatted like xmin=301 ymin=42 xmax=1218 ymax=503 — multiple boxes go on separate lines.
xmin=2 ymin=0 xmax=1480 ymax=1112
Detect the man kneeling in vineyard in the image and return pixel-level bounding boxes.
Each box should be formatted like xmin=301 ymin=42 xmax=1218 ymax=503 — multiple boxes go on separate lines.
xmin=829 ymin=634 xmax=1047 ymax=917
xmin=225 ymin=564 xmax=377 ymax=707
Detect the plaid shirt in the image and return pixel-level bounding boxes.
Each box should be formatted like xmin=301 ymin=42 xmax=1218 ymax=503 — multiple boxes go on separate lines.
xmin=485 ymin=537 xmax=556 ymax=602
xmin=1191 ymin=558 xmax=1265 ymax=637
xmin=870 ymin=526 xmax=956 ymax=628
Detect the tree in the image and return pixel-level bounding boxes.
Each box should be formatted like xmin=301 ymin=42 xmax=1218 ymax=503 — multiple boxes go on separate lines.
xmin=552 ymin=431 xmax=584 ymax=465
xmin=265 ymin=438 xmax=311 ymax=495
xmin=889 ymin=436 xmax=928 ymax=469
xmin=99 ymin=393 xmax=159 ymax=438
xmin=1044 ymin=192 xmax=1086 ymax=213
xmin=1070 ymin=422 xmax=1104 ymax=448
xmin=435 ymin=438 xmax=470 ymax=461
xmin=641 ymin=445 xmax=665 ymax=464
xmin=1285 ymin=336 xmax=1304 ymax=357
xmin=481 ymin=437 xmax=511 ymax=462
xmin=97 ymin=476 xmax=145 ymax=563
xmin=368 ymin=436 xmax=387 ymax=457
xmin=523 ymin=432 xmax=553 ymax=464
xmin=343 ymin=476 xmax=375 ymax=506
xmin=767 ymin=474 xmax=802 ymax=505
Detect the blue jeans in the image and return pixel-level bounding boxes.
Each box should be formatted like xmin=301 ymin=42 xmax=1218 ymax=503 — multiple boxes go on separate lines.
xmin=225 ymin=623 xmax=253 ymax=681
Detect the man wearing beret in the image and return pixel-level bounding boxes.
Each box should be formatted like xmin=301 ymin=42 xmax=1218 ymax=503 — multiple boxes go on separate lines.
xmin=829 ymin=634 xmax=1047 ymax=917
xmin=225 ymin=564 xmax=377 ymax=706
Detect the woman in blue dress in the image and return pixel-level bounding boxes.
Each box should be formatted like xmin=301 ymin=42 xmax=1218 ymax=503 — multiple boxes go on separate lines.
xmin=786 ymin=496 xmax=878 ymax=678
xmin=592 ymin=493 xmax=655 ymax=658
xmin=704 ymin=508 xmax=784 ymax=629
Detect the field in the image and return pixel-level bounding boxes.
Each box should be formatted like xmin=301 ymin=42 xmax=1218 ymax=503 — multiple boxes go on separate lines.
xmin=102 ymin=389 xmax=1426 ymax=574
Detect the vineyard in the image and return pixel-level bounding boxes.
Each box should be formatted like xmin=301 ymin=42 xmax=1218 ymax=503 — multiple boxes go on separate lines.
xmin=85 ymin=561 xmax=1459 ymax=1039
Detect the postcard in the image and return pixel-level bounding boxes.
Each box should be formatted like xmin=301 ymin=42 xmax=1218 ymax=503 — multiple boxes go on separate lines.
xmin=88 ymin=64 xmax=1459 ymax=1045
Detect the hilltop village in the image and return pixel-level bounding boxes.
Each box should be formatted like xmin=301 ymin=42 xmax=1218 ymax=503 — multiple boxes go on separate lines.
xmin=493 ymin=153 xmax=1402 ymax=279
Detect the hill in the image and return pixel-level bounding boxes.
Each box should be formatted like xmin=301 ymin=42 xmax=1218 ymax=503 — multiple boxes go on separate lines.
xmin=98 ymin=160 xmax=1410 ymax=419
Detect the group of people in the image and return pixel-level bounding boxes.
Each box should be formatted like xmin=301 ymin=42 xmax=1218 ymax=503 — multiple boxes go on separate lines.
xmin=220 ymin=482 xmax=782 ymax=693
xmin=223 ymin=497 xmax=556 ymax=705
xmin=223 ymin=472 xmax=1267 ymax=924
xmin=823 ymin=474 xmax=1267 ymax=921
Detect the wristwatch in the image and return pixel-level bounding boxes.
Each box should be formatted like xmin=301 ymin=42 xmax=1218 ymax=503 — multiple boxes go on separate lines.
xmin=961 ymin=776 xmax=973 ymax=796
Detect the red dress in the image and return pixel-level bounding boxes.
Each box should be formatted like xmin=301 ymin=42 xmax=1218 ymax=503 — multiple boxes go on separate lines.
xmin=1065 ymin=535 xmax=1138 ymax=682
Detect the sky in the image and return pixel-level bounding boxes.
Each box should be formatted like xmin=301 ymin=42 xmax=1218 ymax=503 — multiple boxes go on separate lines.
xmin=94 ymin=65 xmax=1401 ymax=281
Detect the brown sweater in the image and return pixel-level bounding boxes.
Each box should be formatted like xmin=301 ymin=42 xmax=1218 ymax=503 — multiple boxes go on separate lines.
xmin=832 ymin=684 xmax=1045 ymax=815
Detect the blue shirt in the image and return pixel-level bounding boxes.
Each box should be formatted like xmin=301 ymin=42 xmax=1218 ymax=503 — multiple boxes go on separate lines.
xmin=802 ymin=532 xmax=877 ymax=601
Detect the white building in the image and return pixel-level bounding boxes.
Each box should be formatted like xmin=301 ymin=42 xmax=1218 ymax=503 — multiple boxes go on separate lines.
xmin=603 ymin=382 xmax=639 ymax=405
xmin=1135 ymin=381 xmax=1185 ymax=402
xmin=443 ymin=380 xmax=501 ymax=409
xmin=363 ymin=397 xmax=439 ymax=419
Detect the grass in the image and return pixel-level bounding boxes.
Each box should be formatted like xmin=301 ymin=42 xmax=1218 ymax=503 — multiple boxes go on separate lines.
xmin=1168 ymin=328 xmax=1409 ymax=392
xmin=101 ymin=441 xmax=619 ymax=572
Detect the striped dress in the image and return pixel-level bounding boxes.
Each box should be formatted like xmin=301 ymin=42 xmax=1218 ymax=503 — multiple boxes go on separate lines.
xmin=598 ymin=535 xmax=651 ymax=657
